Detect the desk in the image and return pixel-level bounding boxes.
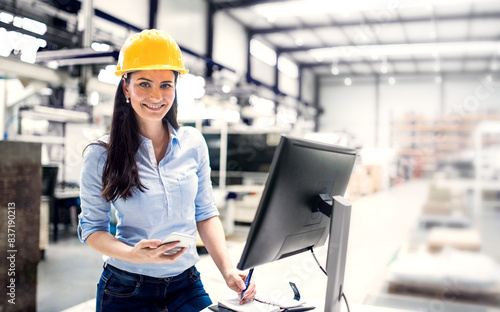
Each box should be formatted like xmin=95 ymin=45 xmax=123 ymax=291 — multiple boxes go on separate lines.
xmin=201 ymin=303 xmax=416 ymax=312
xmin=53 ymin=188 xmax=80 ymax=242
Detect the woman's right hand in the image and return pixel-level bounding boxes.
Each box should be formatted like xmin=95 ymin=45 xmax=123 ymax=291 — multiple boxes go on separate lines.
xmin=128 ymin=239 xmax=187 ymax=264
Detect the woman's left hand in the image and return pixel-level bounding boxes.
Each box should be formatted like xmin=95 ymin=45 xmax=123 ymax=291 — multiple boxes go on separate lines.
xmin=224 ymin=270 xmax=256 ymax=304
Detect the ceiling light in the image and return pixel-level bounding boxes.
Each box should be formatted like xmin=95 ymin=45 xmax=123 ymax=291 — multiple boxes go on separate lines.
xmin=0 ymin=12 xmax=14 ymax=24
xmin=435 ymin=76 xmax=442 ymax=84
xmin=222 ymin=85 xmax=231 ymax=93
xmin=388 ymin=77 xmax=396 ymax=85
xmin=331 ymin=66 xmax=339 ymax=75
xmin=380 ymin=65 xmax=388 ymax=74
xmin=12 ymin=16 xmax=47 ymax=35
xmin=266 ymin=16 xmax=276 ymax=24
xmin=491 ymin=62 xmax=498 ymax=71
xmin=434 ymin=64 xmax=440 ymax=72
xmin=91 ymin=42 xmax=110 ymax=52
xmin=344 ymin=78 xmax=352 ymax=86
xmin=295 ymin=38 xmax=304 ymax=47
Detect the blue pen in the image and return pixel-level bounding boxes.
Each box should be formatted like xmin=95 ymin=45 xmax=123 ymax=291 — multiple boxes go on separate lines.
xmin=241 ymin=268 xmax=254 ymax=300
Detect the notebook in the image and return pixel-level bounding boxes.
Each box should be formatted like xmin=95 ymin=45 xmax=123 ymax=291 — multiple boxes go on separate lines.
xmin=218 ymin=298 xmax=281 ymax=312
xmin=218 ymin=294 xmax=309 ymax=312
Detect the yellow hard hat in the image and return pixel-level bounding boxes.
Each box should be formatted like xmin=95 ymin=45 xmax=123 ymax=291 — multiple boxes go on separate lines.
xmin=115 ymin=29 xmax=189 ymax=76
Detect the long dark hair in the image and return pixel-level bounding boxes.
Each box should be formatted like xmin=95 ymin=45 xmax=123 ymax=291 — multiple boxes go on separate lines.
xmin=94 ymin=71 xmax=179 ymax=202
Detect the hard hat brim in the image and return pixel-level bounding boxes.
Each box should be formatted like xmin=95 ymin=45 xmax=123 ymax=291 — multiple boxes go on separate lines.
xmin=115 ymin=65 xmax=189 ymax=77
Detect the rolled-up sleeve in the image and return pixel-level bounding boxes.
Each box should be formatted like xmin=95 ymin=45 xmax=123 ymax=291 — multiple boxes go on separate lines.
xmin=194 ymin=133 xmax=219 ymax=222
xmin=78 ymin=144 xmax=111 ymax=243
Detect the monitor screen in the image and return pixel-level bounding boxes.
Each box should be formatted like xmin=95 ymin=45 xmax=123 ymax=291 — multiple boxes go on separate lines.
xmin=237 ymin=136 xmax=357 ymax=270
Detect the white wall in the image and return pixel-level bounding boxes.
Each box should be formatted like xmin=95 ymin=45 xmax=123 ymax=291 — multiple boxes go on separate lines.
xmin=443 ymin=75 xmax=500 ymax=117
xmin=251 ymin=56 xmax=275 ymax=87
xmin=213 ymin=12 xmax=247 ymax=75
xmin=301 ymin=68 xmax=316 ymax=105
xmin=319 ymin=78 xmax=377 ymax=147
xmin=279 ymin=72 xmax=298 ymax=98
xmin=157 ymin=0 xmax=207 ymax=56
xmin=319 ymin=74 xmax=500 ymax=149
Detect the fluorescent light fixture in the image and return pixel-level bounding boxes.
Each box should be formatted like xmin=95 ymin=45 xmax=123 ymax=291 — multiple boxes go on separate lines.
xmin=0 ymin=12 xmax=14 ymax=24
xmin=0 ymin=28 xmax=47 ymax=63
xmin=250 ymin=38 xmax=276 ymax=67
xmin=90 ymin=91 xmax=100 ymax=106
xmin=388 ymin=77 xmax=396 ymax=85
xmin=344 ymin=78 xmax=352 ymax=86
xmin=331 ymin=66 xmax=339 ymax=75
xmin=91 ymin=42 xmax=110 ymax=52
xmin=13 ymin=16 xmax=47 ymax=35
xmin=47 ymin=61 xmax=59 ymax=69
xmin=29 ymin=105 xmax=89 ymax=123
xmin=278 ymin=56 xmax=298 ymax=78
xmin=308 ymin=41 xmax=500 ymax=61
xmin=222 ymin=85 xmax=231 ymax=93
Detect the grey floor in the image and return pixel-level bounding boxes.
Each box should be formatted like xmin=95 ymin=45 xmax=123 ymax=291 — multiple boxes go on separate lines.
xmin=36 ymin=180 xmax=500 ymax=312
xmin=37 ymin=231 xmax=104 ymax=312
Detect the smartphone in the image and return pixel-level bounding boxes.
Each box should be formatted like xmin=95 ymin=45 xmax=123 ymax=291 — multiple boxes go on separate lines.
xmin=159 ymin=232 xmax=195 ymax=255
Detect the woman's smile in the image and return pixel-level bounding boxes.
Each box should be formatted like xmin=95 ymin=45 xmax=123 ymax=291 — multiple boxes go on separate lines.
xmin=142 ymin=103 xmax=166 ymax=111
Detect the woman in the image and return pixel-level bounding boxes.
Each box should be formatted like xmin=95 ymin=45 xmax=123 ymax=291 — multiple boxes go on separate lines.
xmin=78 ymin=29 xmax=255 ymax=311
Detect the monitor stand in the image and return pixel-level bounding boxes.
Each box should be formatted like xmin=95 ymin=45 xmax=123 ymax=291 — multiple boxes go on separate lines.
xmin=314 ymin=195 xmax=352 ymax=312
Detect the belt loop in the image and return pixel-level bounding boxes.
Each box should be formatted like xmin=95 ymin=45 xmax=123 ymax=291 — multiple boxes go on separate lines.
xmin=103 ymin=262 xmax=107 ymax=269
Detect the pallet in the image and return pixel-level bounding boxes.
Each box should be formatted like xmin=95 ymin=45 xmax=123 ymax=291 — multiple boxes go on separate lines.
xmin=388 ymin=280 xmax=500 ymax=306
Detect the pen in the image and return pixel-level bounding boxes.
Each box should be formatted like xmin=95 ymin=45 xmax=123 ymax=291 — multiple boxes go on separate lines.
xmin=240 ymin=268 xmax=254 ymax=300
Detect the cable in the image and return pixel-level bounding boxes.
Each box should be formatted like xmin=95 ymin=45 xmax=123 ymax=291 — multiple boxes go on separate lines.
xmin=310 ymin=248 xmax=351 ymax=312
xmin=310 ymin=248 xmax=328 ymax=276
xmin=342 ymin=293 xmax=351 ymax=312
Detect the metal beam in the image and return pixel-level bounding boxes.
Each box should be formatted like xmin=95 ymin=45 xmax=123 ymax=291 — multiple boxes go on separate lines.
xmin=317 ymin=70 xmax=497 ymax=78
xmin=250 ymin=11 xmax=500 ymax=35
xmin=301 ymin=55 xmax=496 ymax=68
xmin=211 ymin=0 xmax=292 ymax=11
xmin=206 ymin=1 xmax=216 ymax=78
xmin=149 ymin=0 xmax=159 ymax=29
xmin=276 ymin=36 xmax=500 ymax=54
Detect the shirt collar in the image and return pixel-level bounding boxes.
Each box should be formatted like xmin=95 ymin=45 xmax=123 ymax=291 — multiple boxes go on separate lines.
xmin=138 ymin=121 xmax=181 ymax=149
xmin=169 ymin=122 xmax=181 ymax=149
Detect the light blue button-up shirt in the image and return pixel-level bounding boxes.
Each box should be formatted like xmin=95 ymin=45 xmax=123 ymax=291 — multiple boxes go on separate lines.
xmin=78 ymin=125 xmax=219 ymax=278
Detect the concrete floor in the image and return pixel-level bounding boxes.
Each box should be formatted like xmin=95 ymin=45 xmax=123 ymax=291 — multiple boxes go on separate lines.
xmin=37 ymin=179 xmax=500 ymax=312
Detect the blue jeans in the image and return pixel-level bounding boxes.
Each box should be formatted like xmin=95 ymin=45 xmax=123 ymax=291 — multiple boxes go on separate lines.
xmin=96 ymin=264 xmax=212 ymax=312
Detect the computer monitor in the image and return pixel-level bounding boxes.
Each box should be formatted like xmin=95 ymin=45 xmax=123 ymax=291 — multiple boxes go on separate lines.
xmin=236 ymin=135 xmax=357 ymax=312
